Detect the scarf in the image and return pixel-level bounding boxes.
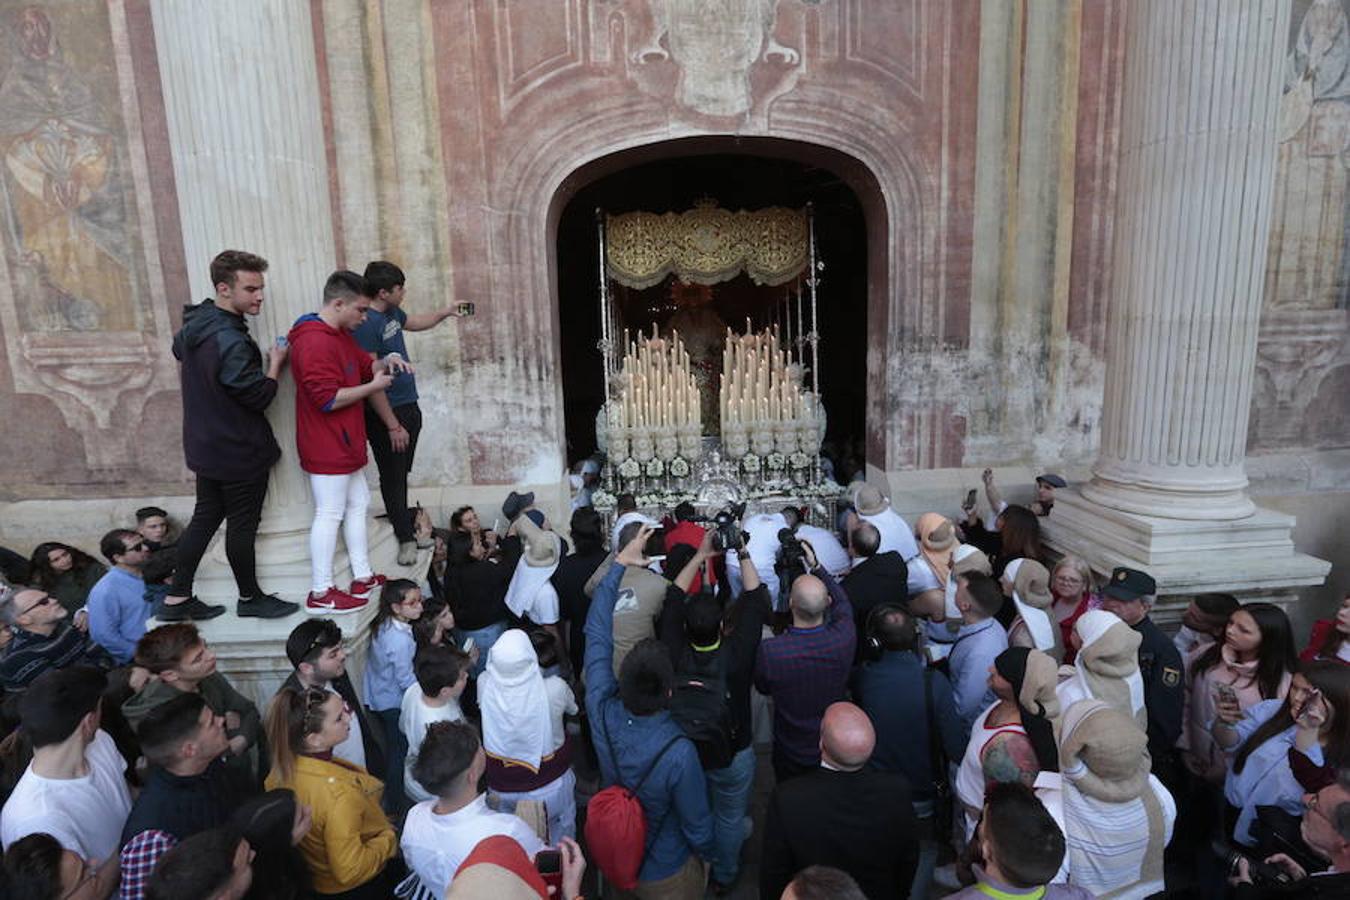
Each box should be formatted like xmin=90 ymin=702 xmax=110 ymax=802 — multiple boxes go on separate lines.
xmin=478 ymin=629 xmax=553 ymax=771
xmin=996 ymin=646 xmax=1060 ymax=772
xmin=1004 ymin=559 xmax=1056 ymax=653
xmin=1070 ymin=610 xmax=1146 ymax=727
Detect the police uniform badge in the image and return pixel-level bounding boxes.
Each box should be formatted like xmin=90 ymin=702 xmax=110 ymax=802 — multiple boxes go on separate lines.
xmin=1163 ymin=666 xmax=1181 ymax=688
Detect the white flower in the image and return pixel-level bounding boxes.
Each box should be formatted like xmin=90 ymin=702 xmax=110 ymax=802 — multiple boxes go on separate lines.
xmin=618 ymin=458 xmax=641 ymax=478
xmin=669 ymin=457 xmax=690 ymax=477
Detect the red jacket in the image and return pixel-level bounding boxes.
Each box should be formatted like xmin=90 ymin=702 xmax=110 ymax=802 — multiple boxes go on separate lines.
xmin=666 ymin=519 xmax=716 ymax=594
xmin=288 ymin=314 xmax=373 ymax=474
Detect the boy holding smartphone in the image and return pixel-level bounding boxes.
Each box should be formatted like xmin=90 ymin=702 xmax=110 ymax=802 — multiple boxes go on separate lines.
xmin=355 ymin=261 xmax=474 ymax=566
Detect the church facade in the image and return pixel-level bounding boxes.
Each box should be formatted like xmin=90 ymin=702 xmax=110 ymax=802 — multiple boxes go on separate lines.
xmin=0 ymin=1 xmax=1343 ymax=618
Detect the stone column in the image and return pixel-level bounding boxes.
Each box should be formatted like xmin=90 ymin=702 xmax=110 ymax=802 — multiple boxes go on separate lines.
xmin=1046 ymin=0 xmax=1329 ymax=617
xmin=1079 ymin=0 xmax=1287 ymax=521
xmin=149 ymin=0 xmax=406 ymax=703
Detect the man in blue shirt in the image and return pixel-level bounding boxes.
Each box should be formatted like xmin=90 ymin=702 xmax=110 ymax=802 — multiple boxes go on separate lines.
xmin=927 ymin=571 xmax=1008 ymax=738
xmin=354 ymin=261 xmax=468 ymax=565
xmin=586 ymin=525 xmax=713 ymax=896
xmin=86 ymin=529 xmax=152 ymax=664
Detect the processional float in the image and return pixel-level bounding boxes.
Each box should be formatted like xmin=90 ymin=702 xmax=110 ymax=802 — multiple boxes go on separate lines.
xmin=590 ymin=199 xmax=837 ymax=517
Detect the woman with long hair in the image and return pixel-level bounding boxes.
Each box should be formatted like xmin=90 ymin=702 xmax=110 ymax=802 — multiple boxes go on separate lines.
xmin=231 ymin=788 xmax=314 ymax=900
xmin=1049 ymin=556 xmax=1098 ymax=663
xmin=961 ymin=504 xmax=1043 ymax=579
xmin=1217 ymin=661 xmax=1350 ymax=848
xmin=263 ymin=688 xmax=398 ymax=899
xmin=479 ymin=628 xmax=578 ymax=844
xmin=1183 ymin=602 xmax=1298 ymax=783
xmin=27 ymin=542 xmax=105 ymax=614
xmin=551 ymin=506 xmax=608 ymax=679
xmin=1300 ymin=593 xmax=1350 ymax=665
xmin=362 ymin=579 xmax=423 ymax=815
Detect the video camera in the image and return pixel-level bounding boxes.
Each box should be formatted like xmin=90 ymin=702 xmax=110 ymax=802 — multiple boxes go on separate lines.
xmin=776 ymin=527 xmax=811 ymax=583
xmin=709 ymin=502 xmax=748 ymax=552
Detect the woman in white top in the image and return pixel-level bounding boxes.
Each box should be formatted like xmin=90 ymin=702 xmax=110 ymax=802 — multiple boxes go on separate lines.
xmin=478 ymin=628 xmax=578 ymax=842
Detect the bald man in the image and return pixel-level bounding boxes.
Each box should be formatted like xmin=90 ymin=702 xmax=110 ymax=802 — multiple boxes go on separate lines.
xmin=754 ymin=543 xmax=857 ymax=782
xmin=760 ymin=702 xmax=919 ymax=900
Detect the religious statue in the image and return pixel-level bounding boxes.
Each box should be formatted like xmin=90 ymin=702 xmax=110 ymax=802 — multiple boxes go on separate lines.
xmin=667 ymin=281 xmax=726 ymax=433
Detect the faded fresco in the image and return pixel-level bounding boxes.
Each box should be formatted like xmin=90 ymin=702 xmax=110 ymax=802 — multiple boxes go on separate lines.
xmin=1253 ymin=0 xmax=1350 ymax=450
xmin=0 ymin=3 xmax=145 ymax=333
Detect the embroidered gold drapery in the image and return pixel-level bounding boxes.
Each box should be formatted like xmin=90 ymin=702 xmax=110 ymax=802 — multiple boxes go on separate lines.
xmin=605 ymin=202 xmax=808 ymax=290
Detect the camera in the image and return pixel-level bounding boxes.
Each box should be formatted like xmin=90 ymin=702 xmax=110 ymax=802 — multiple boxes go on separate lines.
xmin=1226 ymin=850 xmax=1294 ymax=887
xmin=776 ymin=527 xmax=810 ymax=582
xmin=710 ymin=503 xmax=747 ymax=552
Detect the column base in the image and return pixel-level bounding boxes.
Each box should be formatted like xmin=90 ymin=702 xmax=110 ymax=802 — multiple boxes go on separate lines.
xmin=182 ymin=516 xmax=431 ymax=708
xmin=1080 ymin=472 xmax=1256 ymax=521
xmin=1042 ymin=489 xmax=1331 ymax=629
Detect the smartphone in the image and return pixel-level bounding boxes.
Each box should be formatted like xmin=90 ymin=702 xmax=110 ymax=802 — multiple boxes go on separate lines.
xmin=536 ymin=849 xmax=562 ymax=893
xmin=643 ymin=526 xmax=667 ymax=558
xmin=456 ymin=301 xmax=476 ymax=317
xmin=275 ymin=336 xmax=288 ymax=348
xmin=963 ymin=488 xmax=977 ymax=510
xmin=1215 ymin=682 xmax=1238 ymax=706
xmin=461 ymin=636 xmax=476 ymax=654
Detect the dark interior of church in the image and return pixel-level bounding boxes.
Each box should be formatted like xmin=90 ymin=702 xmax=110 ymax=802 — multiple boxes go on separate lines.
xmin=555 ymin=151 xmax=868 ymax=478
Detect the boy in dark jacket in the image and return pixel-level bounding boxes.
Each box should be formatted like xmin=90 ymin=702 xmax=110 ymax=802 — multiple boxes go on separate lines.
xmin=165 ymin=250 xmax=294 ymax=622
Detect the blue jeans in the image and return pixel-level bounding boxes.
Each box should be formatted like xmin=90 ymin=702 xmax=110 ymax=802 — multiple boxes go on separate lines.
xmin=374 ymin=707 xmax=408 ymax=817
xmin=457 ymin=621 xmax=508 ymax=678
xmin=909 ymin=799 xmax=938 ymax=900
xmin=704 ymin=744 xmax=756 ymax=885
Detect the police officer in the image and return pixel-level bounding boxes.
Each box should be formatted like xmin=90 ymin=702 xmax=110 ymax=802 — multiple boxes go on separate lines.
xmin=1098 ymin=566 xmax=1184 ymax=788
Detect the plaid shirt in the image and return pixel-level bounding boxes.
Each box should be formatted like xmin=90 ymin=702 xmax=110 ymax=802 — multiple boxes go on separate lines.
xmin=119 ymin=830 xmax=177 ymax=900
xmin=754 ymin=568 xmax=855 ymax=765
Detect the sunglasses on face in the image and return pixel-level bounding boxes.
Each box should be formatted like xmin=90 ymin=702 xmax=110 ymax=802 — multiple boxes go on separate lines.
xmin=18 ymin=594 xmax=55 ymax=616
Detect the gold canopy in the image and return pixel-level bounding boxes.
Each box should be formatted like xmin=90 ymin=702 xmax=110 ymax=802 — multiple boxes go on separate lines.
xmin=605 ymin=201 xmax=808 ymax=290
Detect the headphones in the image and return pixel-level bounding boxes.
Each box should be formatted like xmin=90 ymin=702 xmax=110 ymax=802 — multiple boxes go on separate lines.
xmin=865 ymin=602 xmax=917 ymax=657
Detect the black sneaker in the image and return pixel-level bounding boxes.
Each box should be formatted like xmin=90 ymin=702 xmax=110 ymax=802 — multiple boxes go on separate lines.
xmin=237 ymin=594 xmax=300 ymax=619
xmin=156 ymin=596 xmax=226 ymax=622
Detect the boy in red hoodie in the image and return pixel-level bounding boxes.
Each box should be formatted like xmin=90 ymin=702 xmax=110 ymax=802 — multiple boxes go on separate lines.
xmin=288 ymin=271 xmax=412 ymax=612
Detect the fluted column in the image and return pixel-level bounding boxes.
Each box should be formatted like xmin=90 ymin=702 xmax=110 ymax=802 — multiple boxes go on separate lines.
xmin=149 ymin=0 xmax=403 ymax=623
xmin=1081 ymin=0 xmax=1289 ymax=520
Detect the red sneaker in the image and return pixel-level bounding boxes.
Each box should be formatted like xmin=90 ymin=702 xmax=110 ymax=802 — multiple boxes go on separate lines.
xmin=305 ymin=587 xmax=367 ymax=615
xmin=349 ymin=574 xmax=387 ymax=597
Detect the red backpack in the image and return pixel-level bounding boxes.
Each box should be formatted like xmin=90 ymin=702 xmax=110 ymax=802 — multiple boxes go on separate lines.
xmin=584 ymin=734 xmax=685 ymax=890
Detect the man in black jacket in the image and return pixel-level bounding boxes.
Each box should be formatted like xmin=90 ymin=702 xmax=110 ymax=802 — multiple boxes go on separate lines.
xmin=119 ymin=692 xmax=237 ymax=900
xmin=840 ymin=522 xmax=908 ymax=661
xmin=760 ymin=701 xmax=919 ymax=900
xmin=1228 ymin=769 xmax=1350 ymax=898
xmin=281 ymin=618 xmax=386 ymax=776
xmin=659 ymin=527 xmax=771 ymax=894
xmin=164 ymin=250 xmax=294 ymax=622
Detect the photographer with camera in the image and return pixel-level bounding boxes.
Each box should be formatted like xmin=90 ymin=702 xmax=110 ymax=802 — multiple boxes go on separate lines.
xmin=754 ymin=537 xmax=856 ymax=783
xmin=1227 ymin=767 xmax=1350 ymax=897
xmin=658 ymin=522 xmax=771 ymax=894
xmin=726 ymin=509 xmax=790 ymax=607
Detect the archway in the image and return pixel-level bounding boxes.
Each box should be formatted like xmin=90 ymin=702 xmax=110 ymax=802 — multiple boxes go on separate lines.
xmin=548 ymin=138 xmax=884 ymax=482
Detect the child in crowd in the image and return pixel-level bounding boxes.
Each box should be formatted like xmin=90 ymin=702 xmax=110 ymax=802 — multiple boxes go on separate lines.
xmin=363 ymin=578 xmax=424 ymax=815
xmin=400 ymin=645 xmax=470 ymax=803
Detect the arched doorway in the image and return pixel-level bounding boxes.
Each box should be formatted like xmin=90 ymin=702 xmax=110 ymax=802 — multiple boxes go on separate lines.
xmin=549 ymin=138 xmax=882 ymax=483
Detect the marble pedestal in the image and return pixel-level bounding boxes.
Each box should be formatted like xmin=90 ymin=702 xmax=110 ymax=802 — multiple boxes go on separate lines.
xmin=1042 ymin=489 xmax=1331 ymax=629
xmin=187 ymin=517 xmax=430 ymax=709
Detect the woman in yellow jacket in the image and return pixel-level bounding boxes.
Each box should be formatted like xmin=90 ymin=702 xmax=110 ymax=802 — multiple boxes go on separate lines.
xmin=264 ymin=686 xmax=402 ymax=899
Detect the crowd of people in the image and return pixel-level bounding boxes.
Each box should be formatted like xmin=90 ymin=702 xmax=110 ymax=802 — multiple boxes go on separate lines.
xmin=0 ymin=251 xmax=1345 ymax=900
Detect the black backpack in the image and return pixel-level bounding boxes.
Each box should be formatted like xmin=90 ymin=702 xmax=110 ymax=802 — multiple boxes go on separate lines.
xmin=669 ymin=649 xmax=736 ymax=770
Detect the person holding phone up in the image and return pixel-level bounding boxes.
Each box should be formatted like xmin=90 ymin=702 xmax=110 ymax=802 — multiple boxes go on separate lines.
xmin=355 ymin=260 xmax=475 ymax=567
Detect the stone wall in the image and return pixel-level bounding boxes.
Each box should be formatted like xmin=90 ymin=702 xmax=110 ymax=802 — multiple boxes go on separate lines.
xmin=0 ymin=1 xmax=1341 ymax=612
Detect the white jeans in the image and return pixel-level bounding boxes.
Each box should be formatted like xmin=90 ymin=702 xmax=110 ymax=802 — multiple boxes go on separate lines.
xmin=308 ymin=472 xmax=373 ymax=593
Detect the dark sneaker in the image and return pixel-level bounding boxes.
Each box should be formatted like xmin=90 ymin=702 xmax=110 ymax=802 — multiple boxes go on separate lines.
xmin=306 ymin=587 xmax=368 ymax=615
xmin=156 ymin=595 xmax=226 ymax=622
xmin=349 ymin=574 xmax=387 ymax=597
xmin=237 ymin=594 xmax=300 ymax=619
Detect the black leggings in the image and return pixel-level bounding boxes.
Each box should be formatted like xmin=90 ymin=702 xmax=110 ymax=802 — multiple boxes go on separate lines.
xmin=170 ymin=473 xmax=269 ymax=598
